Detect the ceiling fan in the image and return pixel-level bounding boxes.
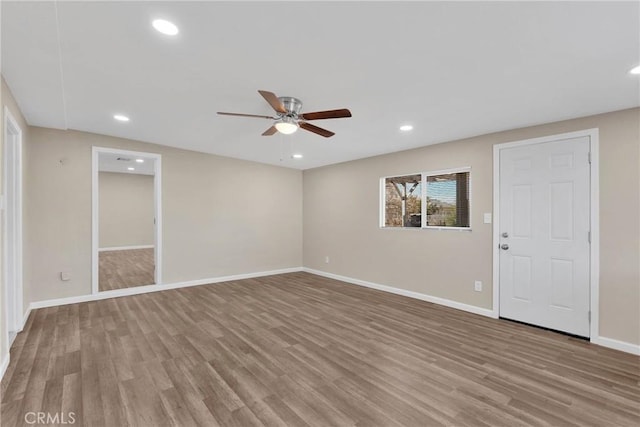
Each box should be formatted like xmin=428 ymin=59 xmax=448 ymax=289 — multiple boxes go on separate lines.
xmin=217 ymin=90 xmax=352 ymax=138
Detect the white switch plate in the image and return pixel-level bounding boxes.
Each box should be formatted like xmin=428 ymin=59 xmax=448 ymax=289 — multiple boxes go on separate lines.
xmin=325 ymin=256 xmax=330 ymax=264
xmin=483 ymin=213 xmax=492 ymax=224
xmin=474 ymin=281 xmax=482 ymax=292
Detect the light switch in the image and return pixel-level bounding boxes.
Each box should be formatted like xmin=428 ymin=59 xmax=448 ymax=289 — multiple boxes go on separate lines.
xmin=483 ymin=213 xmax=492 ymax=224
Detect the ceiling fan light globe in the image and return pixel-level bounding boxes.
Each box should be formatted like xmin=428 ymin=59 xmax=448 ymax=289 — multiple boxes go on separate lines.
xmin=275 ymin=121 xmax=298 ymax=135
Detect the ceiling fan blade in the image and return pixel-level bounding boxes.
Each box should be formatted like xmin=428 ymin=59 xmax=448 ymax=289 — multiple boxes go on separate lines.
xmin=217 ymin=112 xmax=274 ymax=119
xmin=258 ymin=90 xmax=287 ymax=114
xmin=300 ymin=109 xmax=352 ymax=121
xmin=300 ymin=122 xmax=335 ymax=138
xmin=262 ymin=126 xmax=278 ymax=136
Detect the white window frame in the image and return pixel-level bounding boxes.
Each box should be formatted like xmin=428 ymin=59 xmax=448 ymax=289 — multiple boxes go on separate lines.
xmin=379 ymin=171 xmax=423 ymax=229
xmin=380 ymin=166 xmax=472 ymax=231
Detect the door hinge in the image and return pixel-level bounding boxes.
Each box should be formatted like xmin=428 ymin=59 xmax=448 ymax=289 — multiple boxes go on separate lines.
xmin=588 ymin=311 xmax=591 ymax=322
xmin=588 ymin=152 xmax=591 ymax=164
xmin=588 ymin=231 xmax=591 ymax=243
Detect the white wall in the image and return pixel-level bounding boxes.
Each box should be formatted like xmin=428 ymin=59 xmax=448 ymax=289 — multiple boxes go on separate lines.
xmin=99 ymin=171 xmax=154 ymax=248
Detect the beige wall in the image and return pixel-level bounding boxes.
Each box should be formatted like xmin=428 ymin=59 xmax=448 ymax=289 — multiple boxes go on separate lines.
xmin=99 ymin=172 xmax=154 ymax=248
xmin=26 ymin=127 xmax=303 ymax=302
xmin=6 ymin=90 xmax=640 ymax=355
xmin=0 ymin=77 xmax=31 ymax=369
xmin=303 ymin=108 xmax=640 ymax=345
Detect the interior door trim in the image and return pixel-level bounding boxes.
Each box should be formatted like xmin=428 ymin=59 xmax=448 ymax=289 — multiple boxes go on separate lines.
xmin=492 ymin=129 xmax=599 ymax=341
xmin=2 ymin=107 xmax=25 ymax=344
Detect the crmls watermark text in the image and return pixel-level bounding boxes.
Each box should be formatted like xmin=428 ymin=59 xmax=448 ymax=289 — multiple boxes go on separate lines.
xmin=24 ymin=412 xmax=76 ymax=425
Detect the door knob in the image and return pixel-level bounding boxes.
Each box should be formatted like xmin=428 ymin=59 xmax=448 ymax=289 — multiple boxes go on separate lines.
xmin=500 ymin=244 xmax=509 ymax=250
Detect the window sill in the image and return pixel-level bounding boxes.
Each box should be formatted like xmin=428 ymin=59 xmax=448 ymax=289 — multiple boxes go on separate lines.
xmin=423 ymin=226 xmax=472 ymax=232
xmin=380 ymin=226 xmax=472 ymax=232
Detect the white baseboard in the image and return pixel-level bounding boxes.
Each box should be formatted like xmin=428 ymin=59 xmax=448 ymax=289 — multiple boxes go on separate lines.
xmin=1 ymin=307 xmax=31 ymax=383
xmin=23 ymin=266 xmax=640 ymax=357
xmin=21 ymin=306 xmax=32 ymax=332
xmin=29 ymin=267 xmax=303 ymax=310
xmin=303 ymin=268 xmax=640 ymax=356
xmin=591 ymin=336 xmax=640 ymax=356
xmin=0 ymin=352 xmax=9 ymax=382
xmin=98 ymin=245 xmax=154 ymax=252
xmin=303 ymin=268 xmax=495 ymax=318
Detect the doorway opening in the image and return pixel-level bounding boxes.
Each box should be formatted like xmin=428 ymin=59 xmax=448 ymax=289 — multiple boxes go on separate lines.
xmin=92 ymin=147 xmax=162 ymax=293
xmin=3 ymin=107 xmax=24 ymax=346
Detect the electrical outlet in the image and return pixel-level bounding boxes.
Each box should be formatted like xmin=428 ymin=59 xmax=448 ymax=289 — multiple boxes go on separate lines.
xmin=60 ymin=271 xmax=71 ymax=281
xmin=325 ymin=256 xmax=330 ymax=264
xmin=474 ymin=280 xmax=482 ymax=292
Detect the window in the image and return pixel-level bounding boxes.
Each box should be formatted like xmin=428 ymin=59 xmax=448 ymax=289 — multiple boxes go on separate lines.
xmin=426 ymin=170 xmax=470 ymax=228
xmin=381 ymin=167 xmax=471 ymax=229
xmin=384 ymin=174 xmax=421 ymax=227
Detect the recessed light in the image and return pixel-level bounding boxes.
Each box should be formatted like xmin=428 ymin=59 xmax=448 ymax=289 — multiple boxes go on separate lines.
xmin=400 ymin=125 xmax=413 ymax=132
xmin=127 ymin=167 xmax=135 ymax=171
xmin=135 ymin=159 xmax=145 ymax=163
xmin=114 ymin=114 xmax=130 ymax=122
xmin=630 ymin=65 xmax=640 ymax=75
xmin=152 ymin=19 xmax=179 ymax=36
xmin=292 ymin=154 xmax=303 ymax=159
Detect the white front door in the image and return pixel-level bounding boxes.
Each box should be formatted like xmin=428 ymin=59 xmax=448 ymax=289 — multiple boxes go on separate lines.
xmin=499 ymin=135 xmax=591 ymax=337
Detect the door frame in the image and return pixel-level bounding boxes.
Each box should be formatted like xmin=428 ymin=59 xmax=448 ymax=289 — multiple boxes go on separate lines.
xmin=492 ymin=128 xmax=599 ymax=340
xmin=91 ymin=146 xmax=163 ymax=294
xmin=2 ymin=107 xmax=24 ymax=343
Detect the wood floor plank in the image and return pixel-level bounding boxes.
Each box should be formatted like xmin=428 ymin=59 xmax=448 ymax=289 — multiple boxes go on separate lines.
xmin=2 ymin=272 xmax=639 ymax=426
xmin=159 ymin=387 xmax=199 ymax=427
xmin=61 ymin=372 xmax=83 ymax=426
xmin=99 ymin=248 xmax=155 ymax=291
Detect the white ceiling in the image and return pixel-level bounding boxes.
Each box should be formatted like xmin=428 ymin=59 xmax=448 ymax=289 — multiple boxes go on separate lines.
xmin=2 ymin=1 xmax=639 ymax=170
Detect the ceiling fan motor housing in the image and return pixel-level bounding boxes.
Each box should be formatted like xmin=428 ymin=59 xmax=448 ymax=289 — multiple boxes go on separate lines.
xmin=278 ymin=97 xmax=303 ymax=117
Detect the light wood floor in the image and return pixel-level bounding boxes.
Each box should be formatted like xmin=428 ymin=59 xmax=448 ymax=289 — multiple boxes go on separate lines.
xmin=1 ymin=272 xmax=638 ymax=426
xmin=99 ymin=248 xmax=155 ymax=291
